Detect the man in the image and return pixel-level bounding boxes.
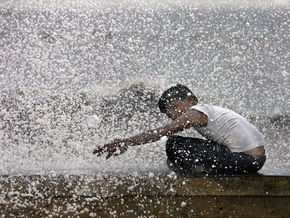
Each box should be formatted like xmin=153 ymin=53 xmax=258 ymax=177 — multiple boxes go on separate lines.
xmin=93 ymin=84 xmax=266 ymax=175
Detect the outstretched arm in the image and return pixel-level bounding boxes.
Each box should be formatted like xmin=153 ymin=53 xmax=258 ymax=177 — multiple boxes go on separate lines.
xmin=93 ymin=108 xmax=207 ymax=159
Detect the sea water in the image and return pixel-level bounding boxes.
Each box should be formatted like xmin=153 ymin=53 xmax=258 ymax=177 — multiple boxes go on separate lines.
xmin=0 ymin=0 xmax=289 ymax=176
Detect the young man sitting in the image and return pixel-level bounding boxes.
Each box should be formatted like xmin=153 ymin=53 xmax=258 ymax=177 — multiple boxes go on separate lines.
xmin=93 ymin=84 xmax=266 ymax=175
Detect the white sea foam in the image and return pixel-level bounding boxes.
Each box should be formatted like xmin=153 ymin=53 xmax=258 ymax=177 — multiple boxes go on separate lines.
xmin=1 ymin=0 xmax=289 ymax=10
xmin=0 ymin=2 xmax=289 ymax=176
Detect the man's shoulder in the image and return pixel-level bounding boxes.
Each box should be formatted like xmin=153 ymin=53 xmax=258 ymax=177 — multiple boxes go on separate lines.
xmin=191 ymin=103 xmax=219 ymax=110
xmin=191 ymin=104 xmax=238 ymax=117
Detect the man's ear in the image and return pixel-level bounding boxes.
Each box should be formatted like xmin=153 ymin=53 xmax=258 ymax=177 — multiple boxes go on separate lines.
xmin=186 ymin=95 xmax=197 ymax=104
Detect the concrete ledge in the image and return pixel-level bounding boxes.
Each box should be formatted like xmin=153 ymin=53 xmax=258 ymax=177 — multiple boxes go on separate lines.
xmin=1 ymin=173 xmax=290 ymax=217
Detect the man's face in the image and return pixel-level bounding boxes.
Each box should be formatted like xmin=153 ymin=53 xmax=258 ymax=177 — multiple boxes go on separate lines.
xmin=164 ymin=99 xmax=189 ymax=120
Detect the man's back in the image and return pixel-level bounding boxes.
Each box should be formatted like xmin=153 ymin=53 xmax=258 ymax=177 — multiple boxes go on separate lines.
xmin=190 ymin=104 xmax=264 ymax=152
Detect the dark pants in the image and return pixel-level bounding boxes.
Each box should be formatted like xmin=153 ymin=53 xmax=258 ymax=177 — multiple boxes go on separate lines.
xmin=166 ymin=135 xmax=266 ymax=176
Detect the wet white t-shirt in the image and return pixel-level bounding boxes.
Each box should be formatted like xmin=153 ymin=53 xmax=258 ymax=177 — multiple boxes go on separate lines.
xmin=190 ymin=104 xmax=264 ymax=152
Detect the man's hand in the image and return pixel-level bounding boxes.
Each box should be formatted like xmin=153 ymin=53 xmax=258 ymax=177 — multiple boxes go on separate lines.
xmin=92 ymin=139 xmax=128 ymax=159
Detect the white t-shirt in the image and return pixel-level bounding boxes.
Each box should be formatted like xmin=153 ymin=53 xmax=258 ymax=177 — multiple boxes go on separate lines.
xmin=190 ymin=104 xmax=265 ymax=152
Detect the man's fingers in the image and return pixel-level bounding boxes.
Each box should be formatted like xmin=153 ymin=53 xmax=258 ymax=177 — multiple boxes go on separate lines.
xmin=92 ymin=147 xmax=104 ymax=155
xmin=106 ymin=152 xmax=114 ymax=159
xmin=106 ymin=146 xmax=127 ymax=159
xmin=94 ymin=144 xmax=126 ymax=159
xmin=93 ymin=146 xmax=113 ymax=157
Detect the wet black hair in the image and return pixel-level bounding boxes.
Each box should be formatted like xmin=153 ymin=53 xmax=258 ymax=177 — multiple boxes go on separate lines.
xmin=158 ymin=84 xmax=198 ymax=113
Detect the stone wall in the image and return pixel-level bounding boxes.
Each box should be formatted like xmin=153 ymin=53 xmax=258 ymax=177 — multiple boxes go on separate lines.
xmin=1 ymin=173 xmax=290 ymax=217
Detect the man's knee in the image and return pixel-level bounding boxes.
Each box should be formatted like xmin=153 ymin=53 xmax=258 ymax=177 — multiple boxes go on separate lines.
xmin=166 ymin=135 xmax=179 ymax=145
xmin=166 ymin=135 xmax=183 ymax=151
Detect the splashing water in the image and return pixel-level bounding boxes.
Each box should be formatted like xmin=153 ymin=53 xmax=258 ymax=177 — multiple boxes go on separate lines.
xmin=0 ymin=0 xmax=289 ymax=176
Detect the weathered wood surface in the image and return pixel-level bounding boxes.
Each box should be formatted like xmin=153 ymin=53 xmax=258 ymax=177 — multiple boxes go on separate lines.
xmin=1 ymin=173 xmax=290 ymax=217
